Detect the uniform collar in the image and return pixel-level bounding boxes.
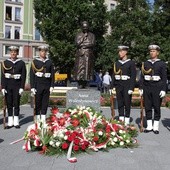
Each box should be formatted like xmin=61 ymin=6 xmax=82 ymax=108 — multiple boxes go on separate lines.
xmin=118 ymin=59 xmax=131 ymax=64
xmin=7 ymin=58 xmax=21 ymax=64
xmin=148 ymin=59 xmax=160 ymax=64
xmin=36 ymin=57 xmax=49 ymax=62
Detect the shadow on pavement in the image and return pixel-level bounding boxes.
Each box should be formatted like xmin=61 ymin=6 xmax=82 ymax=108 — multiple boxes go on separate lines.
xmin=0 ymin=138 xmax=4 ymax=143
xmin=19 ymin=115 xmax=33 ymax=126
xmin=162 ymin=118 xmax=170 ymax=131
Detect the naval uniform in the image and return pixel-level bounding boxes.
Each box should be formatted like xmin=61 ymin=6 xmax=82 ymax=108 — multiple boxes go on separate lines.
xmin=30 ymin=57 xmax=54 ymax=116
xmin=1 ymin=59 xmax=26 ymax=121
xmin=140 ymin=59 xmax=167 ymax=121
xmin=113 ymin=59 xmax=136 ymax=119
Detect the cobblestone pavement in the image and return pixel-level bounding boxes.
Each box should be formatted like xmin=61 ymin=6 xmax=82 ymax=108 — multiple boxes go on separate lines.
xmin=0 ymin=105 xmax=170 ymax=170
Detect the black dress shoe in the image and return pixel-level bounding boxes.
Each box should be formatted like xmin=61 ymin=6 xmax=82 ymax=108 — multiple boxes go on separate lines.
xmin=144 ymin=129 xmax=153 ymax=133
xmin=5 ymin=125 xmax=13 ymax=129
xmin=14 ymin=125 xmax=20 ymax=129
xmin=153 ymin=130 xmax=159 ymax=134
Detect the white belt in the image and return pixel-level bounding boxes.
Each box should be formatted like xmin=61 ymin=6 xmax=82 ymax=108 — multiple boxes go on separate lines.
xmin=35 ymin=72 xmax=51 ymax=78
xmin=5 ymin=73 xmax=21 ymax=79
xmin=115 ymin=75 xmax=130 ymax=80
xmin=144 ymin=75 xmax=161 ymax=81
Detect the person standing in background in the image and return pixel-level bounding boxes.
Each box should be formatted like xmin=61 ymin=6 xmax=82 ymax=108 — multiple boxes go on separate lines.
xmin=103 ymin=71 xmax=112 ymax=94
xmin=30 ymin=45 xmax=55 ymax=123
xmin=1 ymin=46 xmax=26 ymax=129
xmin=112 ymin=46 xmax=136 ymax=125
xmin=140 ymin=44 xmax=167 ymax=134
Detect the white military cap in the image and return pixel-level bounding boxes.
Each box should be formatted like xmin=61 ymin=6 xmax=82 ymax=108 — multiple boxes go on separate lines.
xmin=118 ymin=45 xmax=129 ymax=51
xmin=8 ymin=46 xmax=19 ymax=51
xmin=38 ymin=45 xmax=48 ymax=51
xmin=148 ymin=45 xmax=160 ymax=51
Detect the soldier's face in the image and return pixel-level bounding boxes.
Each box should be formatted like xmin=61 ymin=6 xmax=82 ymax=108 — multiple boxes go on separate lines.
xmin=118 ymin=50 xmax=127 ymax=59
xmin=39 ymin=50 xmax=47 ymax=58
xmin=10 ymin=50 xmax=18 ymax=60
xmin=150 ymin=50 xmax=159 ymax=59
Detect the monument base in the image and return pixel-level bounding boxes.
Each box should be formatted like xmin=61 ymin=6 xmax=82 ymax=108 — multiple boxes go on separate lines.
xmin=66 ymin=89 xmax=100 ymax=112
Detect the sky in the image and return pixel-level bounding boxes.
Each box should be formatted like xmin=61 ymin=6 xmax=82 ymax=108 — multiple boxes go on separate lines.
xmin=149 ymin=0 xmax=154 ymax=4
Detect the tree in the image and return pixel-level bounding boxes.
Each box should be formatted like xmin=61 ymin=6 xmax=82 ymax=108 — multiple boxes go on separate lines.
xmin=34 ymin=0 xmax=108 ymax=74
xmin=100 ymin=0 xmax=152 ymax=71
xmin=151 ymin=0 xmax=170 ymax=65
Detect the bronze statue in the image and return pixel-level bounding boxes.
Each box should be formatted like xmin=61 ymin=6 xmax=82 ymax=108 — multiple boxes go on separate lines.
xmin=74 ymin=21 xmax=96 ymax=87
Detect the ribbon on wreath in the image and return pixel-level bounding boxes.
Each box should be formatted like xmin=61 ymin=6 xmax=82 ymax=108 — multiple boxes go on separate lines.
xmin=67 ymin=141 xmax=77 ymax=163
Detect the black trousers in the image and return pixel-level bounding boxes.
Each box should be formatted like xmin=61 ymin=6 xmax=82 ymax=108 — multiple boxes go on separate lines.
xmin=35 ymin=85 xmax=50 ymax=115
xmin=143 ymin=85 xmax=162 ymax=121
xmin=6 ymin=86 xmax=20 ymax=116
xmin=116 ymin=85 xmax=132 ymax=117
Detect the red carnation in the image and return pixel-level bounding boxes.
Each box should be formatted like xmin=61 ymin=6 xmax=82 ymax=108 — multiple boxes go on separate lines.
xmin=112 ymin=124 xmax=119 ymax=131
xmin=58 ymin=118 xmax=66 ymax=126
xmin=63 ymin=111 xmax=70 ymax=117
xmin=106 ymin=125 xmax=111 ymax=133
xmin=84 ymin=141 xmax=89 ymax=146
xmin=81 ymin=144 xmax=87 ymax=150
xmin=50 ymin=115 xmax=57 ymax=122
xmin=62 ymin=142 xmax=69 ymax=149
xmin=71 ymin=119 xmax=80 ymax=127
xmin=65 ymin=131 xmax=71 ymax=136
xmin=73 ymin=145 xmax=79 ymax=151
xmin=67 ymin=135 xmax=73 ymax=142
xmin=93 ymin=136 xmax=99 ymax=142
xmin=51 ymin=107 xmax=59 ymax=114
xmin=74 ymin=138 xmax=80 ymax=145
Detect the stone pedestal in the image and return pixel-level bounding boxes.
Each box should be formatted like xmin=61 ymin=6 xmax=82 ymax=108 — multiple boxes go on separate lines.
xmin=66 ymin=89 xmax=100 ymax=111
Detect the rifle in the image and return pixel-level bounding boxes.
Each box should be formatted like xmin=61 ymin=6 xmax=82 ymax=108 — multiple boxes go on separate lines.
xmin=110 ymin=94 xmax=115 ymax=120
xmin=140 ymin=96 xmax=144 ymax=132
xmin=3 ymin=96 xmax=6 ymax=129
xmin=31 ymin=93 xmax=36 ymax=122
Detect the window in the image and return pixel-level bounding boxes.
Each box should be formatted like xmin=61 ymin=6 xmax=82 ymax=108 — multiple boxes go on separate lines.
xmin=5 ymin=26 xmax=11 ymax=38
xmin=5 ymin=46 xmax=10 ymax=55
xmin=6 ymin=6 xmax=12 ymax=20
xmin=4 ymin=25 xmax=21 ymax=39
xmin=33 ymin=47 xmax=39 ymax=57
xmin=5 ymin=5 xmax=22 ymax=22
xmin=15 ymin=7 xmax=21 ymax=21
xmin=35 ymin=29 xmax=41 ymax=40
xmin=14 ymin=26 xmax=20 ymax=39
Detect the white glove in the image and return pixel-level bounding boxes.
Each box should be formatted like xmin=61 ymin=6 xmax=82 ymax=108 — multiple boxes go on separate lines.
xmin=139 ymin=89 xmax=143 ymax=96
xmin=128 ymin=90 xmax=133 ymax=95
xmin=19 ymin=88 xmax=24 ymax=95
xmin=49 ymin=87 xmax=54 ymax=94
xmin=159 ymin=91 xmax=166 ymax=98
xmin=31 ymin=88 xmax=37 ymax=95
xmin=2 ymin=89 xmax=7 ymax=96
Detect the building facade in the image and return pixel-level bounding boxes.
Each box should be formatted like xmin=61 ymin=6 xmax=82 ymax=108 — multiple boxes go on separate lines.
xmin=0 ymin=0 xmax=46 ymax=62
xmin=0 ymin=0 xmax=117 ymax=61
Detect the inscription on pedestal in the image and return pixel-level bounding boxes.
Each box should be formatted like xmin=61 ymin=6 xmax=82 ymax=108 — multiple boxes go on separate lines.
xmin=66 ymin=89 xmax=100 ymax=111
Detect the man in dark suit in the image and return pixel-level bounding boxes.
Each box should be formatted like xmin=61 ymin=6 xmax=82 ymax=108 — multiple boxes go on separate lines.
xmin=1 ymin=46 xmax=26 ymax=129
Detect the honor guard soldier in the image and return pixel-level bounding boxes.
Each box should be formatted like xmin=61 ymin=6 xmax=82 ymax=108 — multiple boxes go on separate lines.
xmin=1 ymin=46 xmax=26 ymax=129
xmin=112 ymin=46 xmax=136 ymax=125
xmin=140 ymin=45 xmax=167 ymax=134
xmin=30 ymin=45 xmax=54 ymax=123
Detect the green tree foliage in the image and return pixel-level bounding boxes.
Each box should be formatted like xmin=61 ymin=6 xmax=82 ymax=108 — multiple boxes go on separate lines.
xmin=101 ymin=0 xmax=152 ymax=71
xmin=34 ymin=0 xmax=108 ymax=74
xmin=151 ymin=0 xmax=170 ymax=66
